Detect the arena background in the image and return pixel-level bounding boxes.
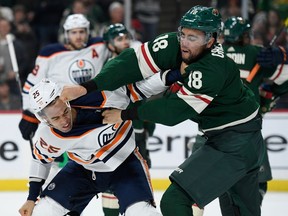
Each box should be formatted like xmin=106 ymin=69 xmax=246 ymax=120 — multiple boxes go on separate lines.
xmin=1 ymin=111 xmax=288 ymax=192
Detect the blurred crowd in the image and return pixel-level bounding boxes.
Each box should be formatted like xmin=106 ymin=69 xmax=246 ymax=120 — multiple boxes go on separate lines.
xmin=0 ymin=0 xmax=287 ymax=110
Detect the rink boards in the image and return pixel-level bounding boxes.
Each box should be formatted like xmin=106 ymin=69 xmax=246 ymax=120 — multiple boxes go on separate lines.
xmin=0 ymin=111 xmax=288 ymax=191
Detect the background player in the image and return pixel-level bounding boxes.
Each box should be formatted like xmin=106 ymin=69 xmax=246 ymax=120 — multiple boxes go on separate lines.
xmin=192 ymin=16 xmax=288 ymax=216
xmin=100 ymin=23 xmax=156 ymax=216
xmin=103 ymin=23 xmax=156 ymax=171
xmin=19 ymin=13 xmax=110 ymax=143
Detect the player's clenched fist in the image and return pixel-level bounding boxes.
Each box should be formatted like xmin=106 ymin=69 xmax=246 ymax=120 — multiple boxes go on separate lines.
xmin=59 ymin=85 xmax=87 ymax=102
xmin=19 ymin=200 xmax=35 ymax=216
xmin=102 ymin=109 xmax=123 ymax=124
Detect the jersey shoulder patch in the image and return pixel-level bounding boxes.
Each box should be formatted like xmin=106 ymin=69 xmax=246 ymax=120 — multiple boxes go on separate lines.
xmin=38 ymin=43 xmax=67 ymax=57
xmin=88 ymin=37 xmax=104 ymax=46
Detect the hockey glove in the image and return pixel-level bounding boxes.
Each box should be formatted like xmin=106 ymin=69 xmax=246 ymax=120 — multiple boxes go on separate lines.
xmin=19 ymin=109 xmax=40 ymax=140
xmin=259 ymin=84 xmax=278 ymax=115
xmin=160 ymin=69 xmax=183 ymax=86
xmin=257 ymin=46 xmax=287 ymax=68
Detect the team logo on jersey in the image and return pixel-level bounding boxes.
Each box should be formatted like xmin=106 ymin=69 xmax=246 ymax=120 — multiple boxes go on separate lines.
xmin=212 ymin=9 xmax=219 ymax=16
xmin=98 ymin=125 xmax=117 ymax=147
xmin=69 ymin=59 xmax=95 ymax=84
xmin=47 ymin=182 xmax=56 ymax=190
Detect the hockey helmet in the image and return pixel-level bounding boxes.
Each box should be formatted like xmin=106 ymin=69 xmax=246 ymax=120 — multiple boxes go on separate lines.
xmin=29 ymin=79 xmax=63 ymax=122
xmin=63 ymin=14 xmax=90 ymax=31
xmin=223 ymin=16 xmax=251 ymax=42
xmin=63 ymin=14 xmax=90 ymax=43
xmin=103 ymin=23 xmax=131 ymax=43
xmin=180 ymin=5 xmax=222 ymax=34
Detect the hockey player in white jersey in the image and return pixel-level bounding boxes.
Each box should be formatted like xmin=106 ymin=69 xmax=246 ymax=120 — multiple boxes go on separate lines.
xmin=18 ymin=13 xmax=110 ymax=143
xmin=18 ymin=74 xmax=174 ymax=216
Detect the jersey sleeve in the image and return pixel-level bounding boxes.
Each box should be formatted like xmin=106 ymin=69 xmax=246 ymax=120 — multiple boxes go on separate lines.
xmin=29 ymin=158 xmax=51 ymax=180
xmin=137 ymin=92 xmax=196 ymax=126
xmin=101 ymin=73 xmax=168 ymax=109
xmin=93 ymin=32 xmax=182 ymax=91
xmin=125 ymin=73 xmax=168 ymax=103
xmin=270 ymin=65 xmax=288 ymax=96
xmin=21 ymin=56 xmax=50 ymax=110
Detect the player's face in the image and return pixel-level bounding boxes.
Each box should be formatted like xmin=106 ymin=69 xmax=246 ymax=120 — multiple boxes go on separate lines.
xmin=179 ymin=28 xmax=212 ymax=64
xmin=44 ymin=99 xmax=73 ymax=132
xmin=67 ymin=28 xmax=88 ymax=50
xmin=112 ymin=34 xmax=131 ymax=54
xmin=242 ymin=32 xmax=251 ymax=45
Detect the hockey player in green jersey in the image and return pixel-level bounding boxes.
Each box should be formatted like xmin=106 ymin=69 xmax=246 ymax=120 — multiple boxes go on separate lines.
xmin=60 ymin=5 xmax=265 ymax=216
xmin=222 ymin=17 xmax=288 ymax=215
xmin=188 ymin=16 xmax=275 ymax=216
xmin=190 ymin=16 xmax=286 ymax=216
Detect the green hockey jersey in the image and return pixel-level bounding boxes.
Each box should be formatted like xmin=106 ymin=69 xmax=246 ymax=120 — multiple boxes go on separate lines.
xmin=223 ymin=44 xmax=288 ymax=99
xmin=93 ymin=32 xmax=260 ymax=131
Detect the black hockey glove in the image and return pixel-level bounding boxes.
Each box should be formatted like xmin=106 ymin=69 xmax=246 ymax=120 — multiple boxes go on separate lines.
xmin=257 ymin=46 xmax=287 ymax=68
xmin=18 ymin=109 xmax=39 ymax=140
xmin=160 ymin=69 xmax=183 ymax=86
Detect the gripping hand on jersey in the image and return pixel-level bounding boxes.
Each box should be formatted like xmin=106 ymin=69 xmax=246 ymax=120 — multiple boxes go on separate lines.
xmin=18 ymin=110 xmax=39 ymax=140
xmin=160 ymin=69 xmax=182 ymax=86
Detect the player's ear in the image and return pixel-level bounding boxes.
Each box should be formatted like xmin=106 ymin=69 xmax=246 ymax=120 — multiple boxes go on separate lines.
xmin=108 ymin=43 xmax=115 ymax=52
xmin=206 ymin=37 xmax=215 ymax=49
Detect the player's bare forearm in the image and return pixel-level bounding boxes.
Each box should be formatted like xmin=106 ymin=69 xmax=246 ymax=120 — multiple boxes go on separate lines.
xmin=60 ymin=85 xmax=87 ymax=102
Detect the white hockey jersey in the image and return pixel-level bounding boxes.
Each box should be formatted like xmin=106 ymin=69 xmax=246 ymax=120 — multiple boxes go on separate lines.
xmin=34 ymin=120 xmax=135 ymax=172
xmin=30 ymin=73 xmax=168 ymax=179
xmin=22 ymin=37 xmax=111 ymax=110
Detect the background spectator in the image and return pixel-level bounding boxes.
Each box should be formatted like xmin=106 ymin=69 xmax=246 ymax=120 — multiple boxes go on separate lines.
xmin=134 ymin=0 xmax=160 ymax=42
xmin=0 ymin=4 xmax=14 ymax=21
xmin=29 ymin=0 xmax=65 ymax=49
xmin=0 ymin=17 xmax=28 ymax=93
xmin=11 ymin=4 xmax=38 ymax=80
xmin=265 ymin=8 xmax=287 ymax=46
xmin=0 ymin=79 xmax=21 ymax=110
xmin=99 ymin=1 xmax=142 ymax=41
xmin=59 ymin=0 xmax=106 ymax=42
